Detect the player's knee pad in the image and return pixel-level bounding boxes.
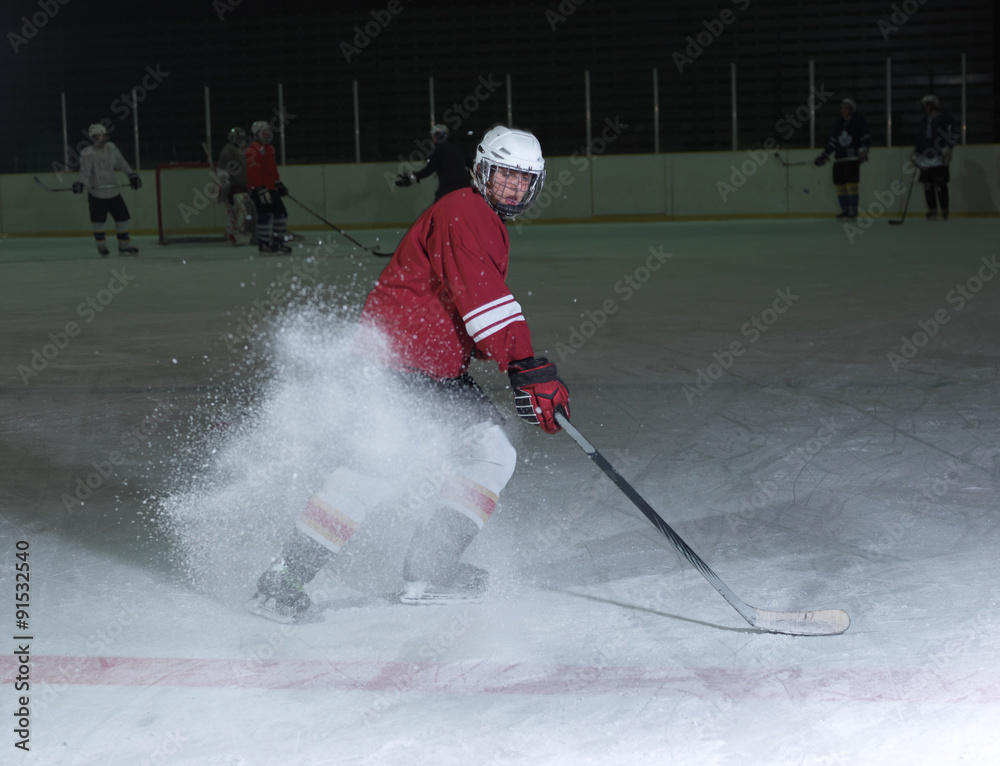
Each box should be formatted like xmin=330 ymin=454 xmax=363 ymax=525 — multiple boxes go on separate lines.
xmin=441 ymin=422 xmax=516 ymax=528
xmin=296 ymin=466 xmax=395 ymax=553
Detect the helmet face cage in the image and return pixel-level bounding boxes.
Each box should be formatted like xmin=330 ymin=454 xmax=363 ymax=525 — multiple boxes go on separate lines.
xmin=88 ymin=123 xmax=107 ymax=142
xmin=476 ymin=160 xmax=545 ymax=220
xmin=474 ymin=127 xmax=546 ymax=220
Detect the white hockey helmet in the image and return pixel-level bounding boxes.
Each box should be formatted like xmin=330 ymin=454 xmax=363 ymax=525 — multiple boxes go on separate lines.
xmin=431 ymin=123 xmax=449 ymax=141
xmin=474 ymin=126 xmax=545 ymax=220
xmin=841 ymin=97 xmax=857 ymax=113
xmin=88 ymin=123 xmax=107 ymax=140
xmin=251 ymin=120 xmax=273 ymax=144
xmin=921 ymin=94 xmax=940 ymax=108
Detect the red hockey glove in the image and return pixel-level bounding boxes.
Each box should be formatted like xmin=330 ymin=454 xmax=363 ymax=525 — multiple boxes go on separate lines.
xmin=508 ymin=357 xmax=570 ymax=434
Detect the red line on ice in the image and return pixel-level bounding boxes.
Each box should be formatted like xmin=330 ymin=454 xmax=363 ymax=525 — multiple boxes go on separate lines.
xmin=1 ymin=656 xmax=997 ymax=702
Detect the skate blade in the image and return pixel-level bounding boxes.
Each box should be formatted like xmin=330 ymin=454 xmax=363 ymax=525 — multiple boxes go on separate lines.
xmin=398 ymin=582 xmax=484 ymax=606
xmin=245 ymin=592 xmax=301 ymax=624
xmin=398 ymin=593 xmax=483 ymax=605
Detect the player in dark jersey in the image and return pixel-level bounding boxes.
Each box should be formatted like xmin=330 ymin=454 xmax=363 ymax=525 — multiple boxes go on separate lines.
xmin=395 ymin=124 xmax=473 ymax=202
xmin=248 ymin=126 xmax=570 ymax=621
xmin=913 ymin=95 xmax=957 ymax=220
xmin=815 ymin=98 xmax=871 ymax=220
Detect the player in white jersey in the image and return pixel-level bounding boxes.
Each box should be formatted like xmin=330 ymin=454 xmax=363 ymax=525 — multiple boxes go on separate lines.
xmin=73 ymin=124 xmax=142 ymax=257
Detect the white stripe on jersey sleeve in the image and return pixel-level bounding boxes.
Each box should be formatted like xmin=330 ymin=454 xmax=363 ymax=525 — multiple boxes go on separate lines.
xmin=463 ymin=295 xmax=525 ymax=342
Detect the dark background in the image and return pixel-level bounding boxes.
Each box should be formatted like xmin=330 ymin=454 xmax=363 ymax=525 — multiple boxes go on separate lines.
xmin=1 ymin=0 xmax=996 ymax=173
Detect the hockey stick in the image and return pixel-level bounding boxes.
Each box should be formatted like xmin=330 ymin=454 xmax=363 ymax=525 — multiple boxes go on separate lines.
xmin=34 ymin=176 xmax=119 ymax=193
xmin=772 ymin=153 xmax=809 ymax=167
xmin=888 ymin=175 xmax=916 ymax=225
xmin=285 ymin=194 xmax=392 ymax=257
xmin=554 ymin=411 xmax=850 ymax=636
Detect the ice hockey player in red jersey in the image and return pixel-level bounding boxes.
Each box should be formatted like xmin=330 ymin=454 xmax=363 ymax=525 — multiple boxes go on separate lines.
xmin=248 ymin=125 xmax=570 ymax=622
xmin=245 ymin=120 xmax=291 ymax=254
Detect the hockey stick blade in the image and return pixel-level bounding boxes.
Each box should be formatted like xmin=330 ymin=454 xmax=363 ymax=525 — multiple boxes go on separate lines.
xmin=34 ymin=176 xmax=70 ymax=192
xmin=554 ymin=411 xmax=850 ymax=636
xmin=752 ymin=607 xmax=851 ymax=636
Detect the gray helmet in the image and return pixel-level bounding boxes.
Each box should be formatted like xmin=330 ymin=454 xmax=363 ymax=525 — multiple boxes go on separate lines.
xmin=251 ymin=120 xmax=273 ymax=144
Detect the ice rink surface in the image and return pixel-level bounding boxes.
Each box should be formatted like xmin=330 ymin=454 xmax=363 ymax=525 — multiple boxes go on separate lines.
xmin=2 ymin=216 xmax=1000 ymax=765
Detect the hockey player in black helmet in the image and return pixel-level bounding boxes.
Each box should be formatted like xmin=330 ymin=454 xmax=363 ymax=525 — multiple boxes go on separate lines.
xmin=814 ymin=97 xmax=871 ymax=220
xmin=913 ymin=95 xmax=956 ymax=220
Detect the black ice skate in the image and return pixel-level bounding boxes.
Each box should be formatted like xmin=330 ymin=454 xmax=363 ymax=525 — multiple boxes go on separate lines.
xmin=246 ymin=558 xmax=313 ymax=623
xmin=399 ymin=563 xmax=489 ymax=605
xmin=400 ymin=508 xmax=487 ymax=605
xmin=118 ymin=246 xmax=140 ymax=256
xmin=246 ymin=533 xmax=331 ymax=623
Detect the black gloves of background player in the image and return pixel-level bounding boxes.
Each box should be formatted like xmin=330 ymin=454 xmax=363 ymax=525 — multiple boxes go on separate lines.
xmin=72 ymin=181 xmax=84 ymax=194
xmin=128 ymin=173 xmax=142 ymax=190
xmin=275 ymin=181 xmax=288 ymax=197
xmin=814 ymin=153 xmax=829 ymax=166
xmin=508 ymin=357 xmax=570 ymax=434
xmin=250 ymin=186 xmax=273 ymax=206
xmin=395 ymin=172 xmax=417 ymax=187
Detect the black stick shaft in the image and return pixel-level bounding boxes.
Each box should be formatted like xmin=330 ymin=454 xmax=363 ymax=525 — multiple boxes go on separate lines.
xmin=890 ymin=175 xmax=916 ymax=224
xmin=554 ymin=412 xmax=756 ymax=626
xmin=285 ymin=193 xmax=389 ymax=256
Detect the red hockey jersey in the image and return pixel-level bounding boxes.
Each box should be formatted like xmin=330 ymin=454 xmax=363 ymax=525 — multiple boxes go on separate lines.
xmin=245 ymin=141 xmax=279 ymax=189
xmin=359 ymin=188 xmax=535 ymax=379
